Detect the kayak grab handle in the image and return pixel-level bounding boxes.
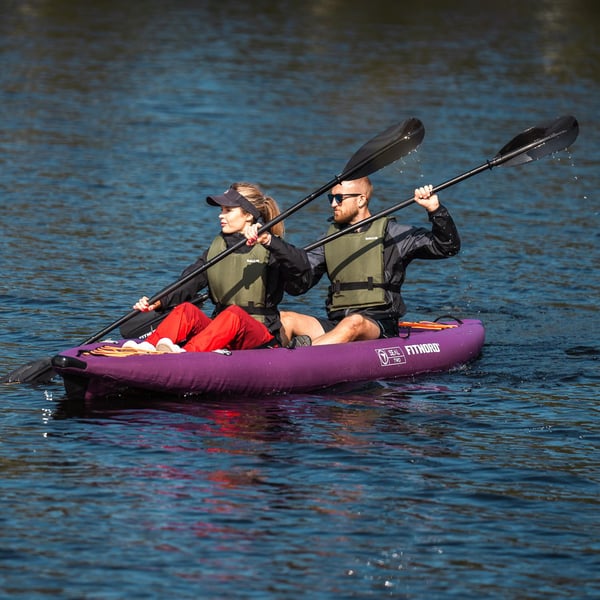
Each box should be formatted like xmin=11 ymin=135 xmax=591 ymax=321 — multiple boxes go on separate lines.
xmin=51 ymin=355 xmax=88 ymax=371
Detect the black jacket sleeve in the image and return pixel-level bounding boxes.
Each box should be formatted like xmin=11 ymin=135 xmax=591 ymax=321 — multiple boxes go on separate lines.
xmin=264 ymin=236 xmax=312 ymax=295
xmin=387 ymin=204 xmax=460 ymax=261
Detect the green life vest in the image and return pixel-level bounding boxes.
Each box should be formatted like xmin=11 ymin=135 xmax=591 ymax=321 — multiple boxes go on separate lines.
xmin=206 ymin=235 xmax=270 ymax=323
xmin=324 ymin=217 xmax=390 ymax=312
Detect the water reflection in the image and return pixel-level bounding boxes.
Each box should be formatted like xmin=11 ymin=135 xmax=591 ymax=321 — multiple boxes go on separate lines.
xmin=48 ymin=384 xmax=487 ymax=565
xmin=51 ymin=380 xmax=472 ymax=468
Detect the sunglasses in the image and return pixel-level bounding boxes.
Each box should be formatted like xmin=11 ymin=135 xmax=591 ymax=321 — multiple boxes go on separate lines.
xmin=327 ymin=193 xmax=362 ymax=204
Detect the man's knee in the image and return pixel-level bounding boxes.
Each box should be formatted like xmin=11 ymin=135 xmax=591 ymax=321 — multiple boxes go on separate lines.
xmin=341 ymin=313 xmax=367 ymax=332
xmin=336 ymin=313 xmax=379 ymax=340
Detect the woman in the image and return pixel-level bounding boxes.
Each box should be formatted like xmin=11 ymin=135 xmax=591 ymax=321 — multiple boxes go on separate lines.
xmin=124 ymin=182 xmax=309 ymax=353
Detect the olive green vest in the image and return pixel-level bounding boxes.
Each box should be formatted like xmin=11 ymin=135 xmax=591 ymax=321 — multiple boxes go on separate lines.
xmin=324 ymin=217 xmax=389 ymax=312
xmin=206 ymin=235 xmax=270 ymax=323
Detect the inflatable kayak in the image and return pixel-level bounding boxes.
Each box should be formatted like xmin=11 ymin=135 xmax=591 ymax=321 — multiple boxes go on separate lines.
xmin=50 ymin=318 xmax=485 ymax=402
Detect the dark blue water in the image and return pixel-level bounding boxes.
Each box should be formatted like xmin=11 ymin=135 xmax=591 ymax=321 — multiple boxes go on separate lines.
xmin=1 ymin=2 xmax=599 ymax=598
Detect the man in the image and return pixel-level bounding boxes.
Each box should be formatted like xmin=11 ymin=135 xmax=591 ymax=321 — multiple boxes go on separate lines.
xmin=280 ymin=176 xmax=460 ymax=347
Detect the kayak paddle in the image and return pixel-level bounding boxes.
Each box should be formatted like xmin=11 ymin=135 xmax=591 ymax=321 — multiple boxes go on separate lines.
xmin=303 ymin=115 xmax=579 ymax=251
xmin=2 ymin=117 xmax=424 ymax=385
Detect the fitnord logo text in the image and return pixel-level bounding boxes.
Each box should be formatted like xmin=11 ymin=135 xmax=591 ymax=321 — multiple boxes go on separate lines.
xmin=405 ymin=343 xmax=440 ymax=355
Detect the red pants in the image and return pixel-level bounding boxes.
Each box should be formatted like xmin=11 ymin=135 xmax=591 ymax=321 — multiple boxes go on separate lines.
xmin=146 ymin=303 xmax=274 ymax=352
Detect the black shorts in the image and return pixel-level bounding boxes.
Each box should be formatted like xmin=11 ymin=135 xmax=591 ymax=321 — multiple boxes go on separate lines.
xmin=316 ymin=315 xmax=399 ymax=339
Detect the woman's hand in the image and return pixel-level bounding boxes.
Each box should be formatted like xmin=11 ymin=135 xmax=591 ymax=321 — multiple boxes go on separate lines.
xmin=413 ymin=184 xmax=440 ymax=213
xmin=244 ymin=223 xmax=272 ymax=247
xmin=133 ymin=296 xmax=161 ymax=312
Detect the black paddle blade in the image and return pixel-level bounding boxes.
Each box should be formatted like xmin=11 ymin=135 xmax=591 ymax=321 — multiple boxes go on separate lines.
xmin=1 ymin=357 xmax=56 ymax=385
xmin=0 ymin=314 xmax=165 ymax=385
xmin=340 ymin=117 xmax=425 ymax=180
xmin=495 ymin=115 xmax=579 ymax=167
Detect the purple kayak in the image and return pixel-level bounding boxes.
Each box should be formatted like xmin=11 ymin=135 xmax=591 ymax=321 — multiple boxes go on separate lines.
xmin=51 ymin=319 xmax=485 ymax=402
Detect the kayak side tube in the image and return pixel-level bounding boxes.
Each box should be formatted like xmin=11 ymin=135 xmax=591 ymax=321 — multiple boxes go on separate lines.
xmin=52 ymin=319 xmax=485 ymax=401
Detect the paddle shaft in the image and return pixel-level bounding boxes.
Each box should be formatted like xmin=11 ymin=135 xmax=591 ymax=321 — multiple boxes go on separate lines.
xmin=82 ymin=119 xmax=424 ymax=344
xmin=304 ymin=126 xmax=570 ymax=251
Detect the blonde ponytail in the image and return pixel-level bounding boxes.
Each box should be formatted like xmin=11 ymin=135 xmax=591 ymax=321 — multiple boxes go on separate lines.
xmin=231 ymin=182 xmax=285 ymax=238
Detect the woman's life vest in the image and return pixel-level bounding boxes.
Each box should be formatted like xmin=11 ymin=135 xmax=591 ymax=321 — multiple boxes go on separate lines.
xmin=206 ymin=235 xmax=270 ymax=323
